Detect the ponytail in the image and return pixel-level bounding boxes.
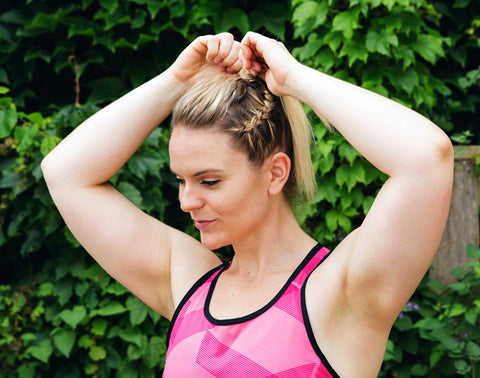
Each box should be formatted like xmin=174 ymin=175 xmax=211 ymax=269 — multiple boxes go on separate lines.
xmin=280 ymin=96 xmax=315 ymax=201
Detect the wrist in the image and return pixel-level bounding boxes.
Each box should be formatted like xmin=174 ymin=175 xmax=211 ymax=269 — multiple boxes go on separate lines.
xmin=161 ymin=66 xmax=190 ymax=99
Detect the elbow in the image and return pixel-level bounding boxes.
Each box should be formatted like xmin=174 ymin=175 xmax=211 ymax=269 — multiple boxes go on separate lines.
xmin=421 ymin=130 xmax=454 ymax=189
xmin=435 ymin=132 xmax=454 ymax=165
xmin=41 ymin=151 xmax=62 ymax=189
xmin=41 ymin=153 xmax=54 ymax=183
xmin=420 ymin=127 xmax=454 ymax=171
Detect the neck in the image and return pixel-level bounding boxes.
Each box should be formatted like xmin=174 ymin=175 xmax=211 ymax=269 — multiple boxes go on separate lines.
xmin=229 ymin=199 xmax=316 ymax=278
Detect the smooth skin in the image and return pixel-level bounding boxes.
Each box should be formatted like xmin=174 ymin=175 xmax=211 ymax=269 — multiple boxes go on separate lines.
xmin=42 ymin=32 xmax=453 ymax=377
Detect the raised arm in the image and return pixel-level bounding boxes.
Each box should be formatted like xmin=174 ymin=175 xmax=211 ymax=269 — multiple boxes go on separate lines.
xmin=41 ymin=33 xmax=242 ymax=319
xmin=240 ymin=32 xmax=453 ymax=322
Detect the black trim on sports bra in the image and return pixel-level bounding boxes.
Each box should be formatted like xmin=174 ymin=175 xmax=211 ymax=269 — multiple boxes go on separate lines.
xmin=204 ymin=243 xmax=322 ymax=325
xmin=301 ymin=251 xmax=341 ymax=378
xmin=166 ymin=262 xmax=228 ymax=347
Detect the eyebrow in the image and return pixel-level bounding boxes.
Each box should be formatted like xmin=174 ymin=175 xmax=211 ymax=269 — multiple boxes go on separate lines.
xmin=170 ymin=168 xmax=226 ymax=177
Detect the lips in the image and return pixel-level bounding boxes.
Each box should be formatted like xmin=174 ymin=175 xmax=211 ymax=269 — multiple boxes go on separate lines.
xmin=194 ymin=219 xmax=215 ymax=230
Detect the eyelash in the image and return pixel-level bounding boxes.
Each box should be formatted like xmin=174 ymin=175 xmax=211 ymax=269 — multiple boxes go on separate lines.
xmin=174 ymin=178 xmax=220 ymax=187
xmin=202 ymin=180 xmax=220 ymax=187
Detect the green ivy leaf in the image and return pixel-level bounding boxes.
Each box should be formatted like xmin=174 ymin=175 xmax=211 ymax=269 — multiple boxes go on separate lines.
xmin=117 ymin=326 xmax=143 ymax=347
xmin=216 ymin=9 xmax=249 ymax=35
xmin=99 ymin=0 xmax=118 ymax=15
xmin=117 ymin=182 xmax=143 ymax=208
xmin=127 ymin=149 xmax=164 ymax=180
xmin=28 ymin=13 xmax=58 ymax=32
xmin=411 ymin=363 xmax=428 ymax=376
xmin=17 ymin=363 xmax=36 ymax=378
xmin=38 ymin=282 xmax=54 ymax=297
xmin=317 ymin=176 xmax=341 ymax=205
xmin=0 ymin=108 xmax=18 ymax=138
xmin=335 ymin=162 xmax=365 ymax=192
xmin=341 ymin=40 xmax=368 ymax=67
xmin=295 ymin=34 xmax=323 ymax=61
xmin=467 ymin=341 xmax=480 ymax=360
xmin=325 ymin=209 xmax=351 ymax=233
xmin=168 ymin=0 xmax=185 ymax=18
xmin=126 ymin=296 xmax=148 ymax=326
xmin=292 ymin=1 xmax=328 ymax=39
xmin=14 ymin=125 xmax=38 ymax=152
xmin=366 ymin=31 xmax=388 ymax=55
xmin=26 ymin=340 xmax=53 ymax=363
xmin=338 ymin=143 xmax=359 ymax=165
xmin=91 ymin=319 xmax=108 ymax=336
xmin=323 ymin=31 xmax=344 ymax=53
xmin=40 ymin=135 xmax=60 ymax=156
xmin=104 ymin=281 xmax=129 ymax=296
xmin=394 ymin=67 xmax=419 ymax=94
xmin=59 ymin=305 xmax=87 ymax=329
xmin=454 ymin=359 xmax=470 ymax=374
xmin=383 ymin=339 xmax=403 ymax=362
xmin=395 ymin=314 xmax=413 ymax=331
xmin=52 ymin=329 xmax=76 ymax=357
xmin=89 ymin=345 xmax=107 ymax=361
xmin=127 ymin=343 xmax=144 ymax=360
xmin=318 ymin=153 xmax=335 ymax=175
xmin=413 ymin=318 xmax=443 ymax=330
xmin=144 ymin=335 xmax=166 ymax=368
xmin=147 ymin=0 xmax=166 ymax=19
xmin=78 ymin=334 xmax=94 ymax=349
xmin=95 ymin=301 xmax=127 ymax=316
xmin=429 ymin=348 xmax=444 ymax=368
xmin=412 ymin=34 xmax=445 ymax=64
xmin=392 ymin=44 xmax=416 ymax=68
xmin=332 ymin=8 xmax=360 ymax=39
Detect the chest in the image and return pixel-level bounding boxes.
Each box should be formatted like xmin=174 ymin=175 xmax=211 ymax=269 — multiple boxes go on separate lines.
xmin=207 ymin=271 xmax=293 ymax=319
xmin=165 ymin=264 xmax=338 ymax=377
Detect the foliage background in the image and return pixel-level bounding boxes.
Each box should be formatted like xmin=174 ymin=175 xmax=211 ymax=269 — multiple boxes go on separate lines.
xmin=0 ymin=0 xmax=479 ymax=376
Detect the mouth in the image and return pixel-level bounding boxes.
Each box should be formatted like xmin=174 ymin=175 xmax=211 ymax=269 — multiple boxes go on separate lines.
xmin=193 ymin=219 xmax=215 ymax=230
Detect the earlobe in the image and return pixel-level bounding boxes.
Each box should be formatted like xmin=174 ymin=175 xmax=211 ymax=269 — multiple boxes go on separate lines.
xmin=268 ymin=152 xmax=291 ymax=195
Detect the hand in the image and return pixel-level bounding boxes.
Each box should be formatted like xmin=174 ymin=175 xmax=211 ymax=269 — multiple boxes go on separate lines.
xmin=170 ymin=33 xmax=243 ymax=87
xmin=239 ymin=32 xmax=302 ymax=97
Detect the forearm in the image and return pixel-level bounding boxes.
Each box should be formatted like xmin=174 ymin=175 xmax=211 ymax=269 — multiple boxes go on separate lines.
xmin=42 ymin=67 xmax=183 ymax=187
xmin=291 ymin=64 xmax=452 ymax=176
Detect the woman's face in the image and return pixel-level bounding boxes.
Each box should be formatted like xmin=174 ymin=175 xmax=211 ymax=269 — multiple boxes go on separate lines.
xmin=169 ymin=126 xmax=272 ymax=250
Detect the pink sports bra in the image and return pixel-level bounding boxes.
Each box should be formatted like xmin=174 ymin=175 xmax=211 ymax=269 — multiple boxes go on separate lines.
xmin=163 ymin=244 xmax=339 ymax=377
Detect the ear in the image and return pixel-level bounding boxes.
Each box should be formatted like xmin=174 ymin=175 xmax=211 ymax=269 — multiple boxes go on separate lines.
xmin=268 ymin=152 xmax=291 ymax=196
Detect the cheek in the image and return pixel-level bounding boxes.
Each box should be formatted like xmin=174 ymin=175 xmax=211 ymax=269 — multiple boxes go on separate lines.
xmin=226 ymin=184 xmax=268 ymax=218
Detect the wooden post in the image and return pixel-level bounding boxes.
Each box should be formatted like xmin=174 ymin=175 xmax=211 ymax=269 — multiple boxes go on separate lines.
xmin=430 ymin=146 xmax=479 ymax=285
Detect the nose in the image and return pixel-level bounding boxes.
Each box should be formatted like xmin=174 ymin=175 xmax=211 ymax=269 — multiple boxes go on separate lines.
xmin=179 ymin=185 xmax=204 ymax=213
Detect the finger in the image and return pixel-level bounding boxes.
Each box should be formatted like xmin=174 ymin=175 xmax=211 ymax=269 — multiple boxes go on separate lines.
xmin=222 ymin=41 xmax=240 ymax=68
xmin=249 ymin=60 xmax=264 ymax=76
xmin=241 ymin=31 xmax=264 ymax=56
xmin=215 ymin=33 xmax=234 ymax=64
xmin=239 ymin=45 xmax=252 ymax=69
xmin=205 ymin=35 xmax=221 ymax=62
xmin=191 ymin=34 xmax=210 ymax=56
xmin=226 ymin=55 xmax=243 ymax=74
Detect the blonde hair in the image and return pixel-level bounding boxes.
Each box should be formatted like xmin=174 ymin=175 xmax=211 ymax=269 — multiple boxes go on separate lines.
xmin=171 ymin=74 xmax=316 ymax=201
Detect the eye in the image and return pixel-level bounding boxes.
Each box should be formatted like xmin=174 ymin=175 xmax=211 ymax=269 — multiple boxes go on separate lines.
xmin=174 ymin=177 xmax=184 ymax=185
xmin=202 ymin=180 xmax=220 ymax=187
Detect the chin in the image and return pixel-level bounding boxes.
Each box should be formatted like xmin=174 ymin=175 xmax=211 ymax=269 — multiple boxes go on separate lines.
xmin=200 ymin=234 xmax=229 ymax=251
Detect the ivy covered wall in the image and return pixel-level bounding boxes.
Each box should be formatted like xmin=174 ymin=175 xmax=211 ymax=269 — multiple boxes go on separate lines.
xmin=0 ymin=0 xmax=479 ymax=376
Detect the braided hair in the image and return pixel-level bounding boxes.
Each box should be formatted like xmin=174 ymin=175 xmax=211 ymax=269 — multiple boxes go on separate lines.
xmin=171 ymin=73 xmax=315 ymax=202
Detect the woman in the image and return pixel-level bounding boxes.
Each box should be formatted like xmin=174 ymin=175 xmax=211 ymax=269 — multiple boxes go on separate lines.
xmin=42 ymin=32 xmax=453 ymax=377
